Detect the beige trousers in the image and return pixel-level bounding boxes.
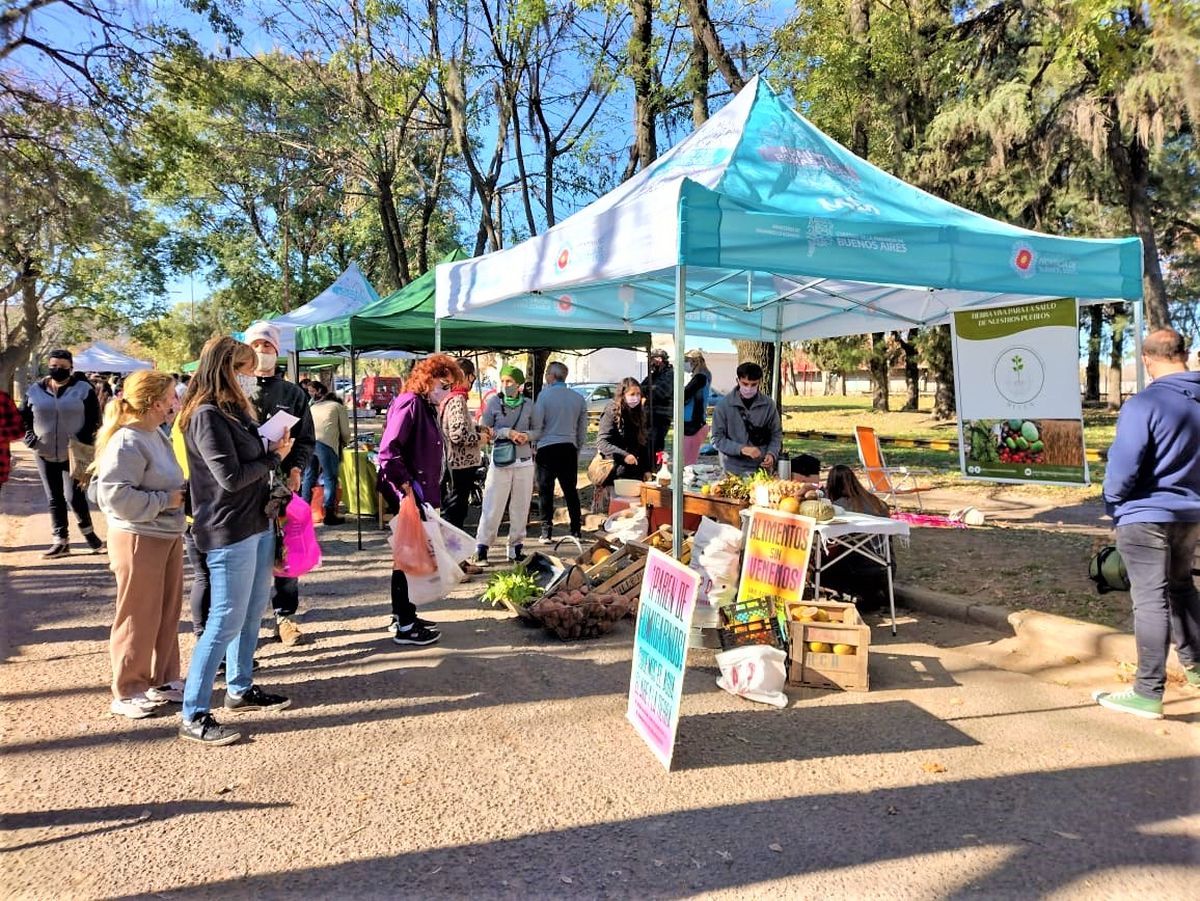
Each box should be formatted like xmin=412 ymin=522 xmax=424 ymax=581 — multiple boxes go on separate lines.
xmin=108 ymin=529 xmax=184 ymax=699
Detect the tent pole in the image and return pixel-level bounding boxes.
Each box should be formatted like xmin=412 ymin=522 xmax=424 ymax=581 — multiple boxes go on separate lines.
xmin=672 ymin=265 xmax=686 ymax=559
xmin=772 ymin=302 xmax=784 ymax=413
xmin=434 ymin=319 xmax=442 ymax=354
xmin=350 ymin=345 xmax=362 ymax=551
xmin=1132 ymin=297 xmax=1146 ymax=392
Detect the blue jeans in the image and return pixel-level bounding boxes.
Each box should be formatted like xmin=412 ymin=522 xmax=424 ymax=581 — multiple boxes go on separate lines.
xmin=1116 ymin=521 xmax=1200 ymax=700
xmin=182 ymin=529 xmax=275 ymax=720
xmin=301 ymin=441 xmax=340 ymax=517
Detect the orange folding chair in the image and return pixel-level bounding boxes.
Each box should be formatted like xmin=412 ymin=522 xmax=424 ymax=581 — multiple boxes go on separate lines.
xmin=854 ymin=426 xmax=932 ymax=510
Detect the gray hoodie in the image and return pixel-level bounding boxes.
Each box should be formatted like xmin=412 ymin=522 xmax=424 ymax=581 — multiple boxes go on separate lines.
xmin=711 ymin=390 xmax=783 ymax=476
xmin=22 ymin=374 xmax=100 ymax=463
xmin=94 ymin=426 xmax=186 ymax=538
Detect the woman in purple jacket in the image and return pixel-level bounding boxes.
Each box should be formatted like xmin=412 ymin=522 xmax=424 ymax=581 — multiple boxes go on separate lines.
xmin=377 ymin=354 xmax=464 ymax=646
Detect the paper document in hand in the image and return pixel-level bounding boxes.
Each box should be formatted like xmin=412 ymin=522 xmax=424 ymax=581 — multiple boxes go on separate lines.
xmin=258 ymin=410 xmax=300 ymax=444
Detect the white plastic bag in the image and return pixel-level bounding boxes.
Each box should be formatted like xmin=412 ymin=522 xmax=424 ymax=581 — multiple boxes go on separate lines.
xmin=388 ymin=513 xmax=461 ymax=604
xmin=422 ymin=503 xmax=474 ymax=565
xmin=604 ymin=505 xmax=648 ymax=542
xmin=690 ymin=516 xmax=744 ymax=603
xmin=715 ymin=645 xmax=788 ymax=708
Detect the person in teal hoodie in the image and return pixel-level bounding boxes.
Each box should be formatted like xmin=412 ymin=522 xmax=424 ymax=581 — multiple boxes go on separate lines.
xmin=1095 ymin=328 xmax=1200 ymax=720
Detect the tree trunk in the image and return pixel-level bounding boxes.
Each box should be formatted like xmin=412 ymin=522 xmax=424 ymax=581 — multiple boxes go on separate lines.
xmin=628 ymin=0 xmax=657 ymax=176
xmin=1107 ymin=302 xmax=1127 ymax=410
xmin=1107 ymin=107 xmax=1170 ymax=329
xmin=848 ymin=0 xmax=871 ymax=159
xmin=868 ymin=332 xmax=890 ymax=412
xmin=1085 ymin=305 xmax=1103 ymax=403
xmin=376 ymin=167 xmax=407 ymax=287
xmin=0 ymin=258 xmax=40 ymax=394
xmin=920 ymin=325 xmax=956 ymax=420
xmin=685 ymin=0 xmax=745 ymax=92
xmin=896 ymin=328 xmax=920 ymax=411
xmin=687 ymin=2 xmax=710 ymax=127
xmin=733 ymin=340 xmax=774 ymax=396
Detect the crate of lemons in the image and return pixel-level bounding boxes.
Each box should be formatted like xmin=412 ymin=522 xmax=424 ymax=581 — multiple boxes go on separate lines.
xmin=784 ymin=600 xmax=871 ymax=691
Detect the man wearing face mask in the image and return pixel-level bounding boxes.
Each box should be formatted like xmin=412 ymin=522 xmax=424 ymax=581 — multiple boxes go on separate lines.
xmin=711 ymin=361 xmax=783 ymax=477
xmin=22 ymin=349 xmax=104 ymax=557
xmin=242 ymin=321 xmax=316 ymax=646
xmin=640 ymin=349 xmax=674 ymax=459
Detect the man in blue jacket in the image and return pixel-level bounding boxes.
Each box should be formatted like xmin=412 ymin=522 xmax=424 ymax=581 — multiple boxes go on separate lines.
xmin=1095 ymin=328 xmax=1200 ymax=719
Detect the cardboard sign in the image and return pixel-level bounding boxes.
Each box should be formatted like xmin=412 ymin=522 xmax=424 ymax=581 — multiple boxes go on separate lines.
xmin=737 ymin=508 xmax=816 ymax=607
xmin=627 ymin=549 xmax=701 ymax=770
xmin=952 ymin=298 xmax=1089 ymax=486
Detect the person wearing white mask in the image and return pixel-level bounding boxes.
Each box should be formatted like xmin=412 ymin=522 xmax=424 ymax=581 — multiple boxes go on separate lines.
xmin=595 ymin=377 xmax=653 ymax=493
xmin=242 ymin=321 xmax=316 ymax=646
xmin=711 ymin=362 xmax=782 ymax=476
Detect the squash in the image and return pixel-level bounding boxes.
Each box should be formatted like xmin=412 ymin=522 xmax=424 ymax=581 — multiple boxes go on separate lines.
xmin=798 ymin=499 xmax=835 ymax=522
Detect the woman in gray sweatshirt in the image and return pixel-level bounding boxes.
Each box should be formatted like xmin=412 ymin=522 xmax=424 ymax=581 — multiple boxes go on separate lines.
xmin=92 ymin=370 xmax=187 ymax=720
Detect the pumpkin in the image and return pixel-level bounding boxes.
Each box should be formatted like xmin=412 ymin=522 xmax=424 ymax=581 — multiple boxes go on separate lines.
xmin=799 ymin=499 xmax=835 ymax=522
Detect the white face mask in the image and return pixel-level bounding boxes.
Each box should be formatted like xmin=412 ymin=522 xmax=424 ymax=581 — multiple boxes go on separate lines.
xmin=738 ymin=384 xmax=758 ymax=400
xmin=683 ymin=362 xmax=693 ymax=374
xmin=624 ymin=395 xmax=642 ymax=408
xmin=255 ymin=351 xmax=278 ymax=372
xmin=430 ymin=385 xmax=450 ymax=406
xmin=236 ymin=373 xmax=258 ymax=397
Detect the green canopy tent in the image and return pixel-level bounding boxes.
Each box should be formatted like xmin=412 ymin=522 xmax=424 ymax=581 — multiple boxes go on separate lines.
xmin=296 ymin=249 xmax=651 ymax=353
xmin=296 ymin=250 xmax=650 ymax=549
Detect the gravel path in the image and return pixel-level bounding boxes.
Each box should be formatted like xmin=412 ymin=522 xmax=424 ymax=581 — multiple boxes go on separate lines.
xmin=2 ymin=446 xmax=1197 ymax=899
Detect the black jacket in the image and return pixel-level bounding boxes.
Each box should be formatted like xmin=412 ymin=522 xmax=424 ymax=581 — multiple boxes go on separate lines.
xmin=252 ymin=374 xmax=315 ymax=475
xmin=596 ymin=400 xmax=652 ymax=476
xmin=641 ymin=364 xmax=674 ymax=419
xmin=185 ymin=404 xmax=280 ymax=552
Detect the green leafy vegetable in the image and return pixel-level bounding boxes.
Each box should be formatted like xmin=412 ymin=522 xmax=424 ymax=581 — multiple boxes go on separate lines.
xmin=480 ymin=563 xmax=543 ymax=609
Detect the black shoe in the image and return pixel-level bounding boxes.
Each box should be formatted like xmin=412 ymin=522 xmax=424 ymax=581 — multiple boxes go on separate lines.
xmin=388 ymin=615 xmax=439 ymax=635
xmin=178 ymin=712 xmax=242 ymax=746
xmin=224 ymin=685 xmax=291 ymax=714
xmin=324 ymin=514 xmax=345 ymax=526
xmin=471 ymin=547 xmax=489 ymax=567
xmin=84 ymin=532 xmax=106 ymax=554
xmin=508 ymin=544 xmax=524 ymax=563
xmin=392 ymin=624 xmax=441 ymax=646
xmin=42 ymin=542 xmax=70 ymax=559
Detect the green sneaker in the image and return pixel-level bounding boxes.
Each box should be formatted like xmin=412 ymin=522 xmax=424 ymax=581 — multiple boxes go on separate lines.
xmin=1184 ymin=666 xmax=1200 ymax=688
xmin=1092 ymin=689 xmax=1163 ymax=720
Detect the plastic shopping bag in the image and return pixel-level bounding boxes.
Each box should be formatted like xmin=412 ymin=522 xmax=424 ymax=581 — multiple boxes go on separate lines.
xmin=390 ymin=490 xmax=436 ymax=575
xmin=715 ymin=645 xmax=788 ymax=708
xmin=274 ymin=493 xmax=322 ymax=578
xmin=422 ymin=504 xmax=474 ymax=566
xmin=690 ymin=516 xmax=744 ymax=603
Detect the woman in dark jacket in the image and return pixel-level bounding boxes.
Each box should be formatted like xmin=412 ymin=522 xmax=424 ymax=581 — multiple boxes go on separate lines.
xmin=176 ymin=336 xmax=294 ymax=746
xmin=596 ymin=377 xmax=653 ymax=485
xmin=377 ymin=354 xmax=463 ymax=647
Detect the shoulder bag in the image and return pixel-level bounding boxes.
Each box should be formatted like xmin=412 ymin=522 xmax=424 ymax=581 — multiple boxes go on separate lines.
xmin=491 ymin=399 xmax=524 ymax=467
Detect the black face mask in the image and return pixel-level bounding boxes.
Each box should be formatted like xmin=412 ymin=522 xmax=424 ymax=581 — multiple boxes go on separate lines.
xmin=48 ymin=367 xmax=71 ymax=383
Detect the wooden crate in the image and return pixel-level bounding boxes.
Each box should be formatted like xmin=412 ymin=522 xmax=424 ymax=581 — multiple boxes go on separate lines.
xmin=785 ymin=616 xmax=870 ymax=692
xmin=783 ymin=599 xmax=861 ymax=626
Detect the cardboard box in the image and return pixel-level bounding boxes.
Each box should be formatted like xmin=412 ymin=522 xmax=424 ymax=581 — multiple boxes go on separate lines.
xmin=785 ymin=610 xmax=870 ymax=692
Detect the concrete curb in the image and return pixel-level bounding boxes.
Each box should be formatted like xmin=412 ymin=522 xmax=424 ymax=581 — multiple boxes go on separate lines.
xmin=894 ymin=583 xmax=1014 ymax=633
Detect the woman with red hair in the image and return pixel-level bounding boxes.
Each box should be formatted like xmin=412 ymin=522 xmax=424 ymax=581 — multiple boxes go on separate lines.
xmin=377 ymin=354 xmax=463 ymax=646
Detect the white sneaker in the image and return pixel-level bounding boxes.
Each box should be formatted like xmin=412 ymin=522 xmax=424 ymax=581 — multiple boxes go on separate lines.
xmin=110 ymin=694 xmax=163 ymax=719
xmin=145 ymin=681 xmax=184 ymax=703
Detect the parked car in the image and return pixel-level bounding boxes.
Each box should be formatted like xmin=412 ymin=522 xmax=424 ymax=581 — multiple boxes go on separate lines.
xmin=358 ymin=375 xmax=405 ymax=414
xmin=569 ymin=382 xmax=619 ymax=416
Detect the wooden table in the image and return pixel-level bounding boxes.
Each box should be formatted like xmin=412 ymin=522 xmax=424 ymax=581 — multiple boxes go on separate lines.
xmin=640 ymin=483 xmax=748 ymax=529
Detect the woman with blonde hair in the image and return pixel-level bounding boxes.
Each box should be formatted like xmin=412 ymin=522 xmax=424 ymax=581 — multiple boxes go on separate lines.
xmin=682 ymin=349 xmax=713 ymax=466
xmin=92 ymin=370 xmax=187 ymax=719
xmin=176 ymin=336 xmax=293 ymax=746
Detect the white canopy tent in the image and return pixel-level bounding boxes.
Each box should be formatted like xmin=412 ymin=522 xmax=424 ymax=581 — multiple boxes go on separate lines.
xmin=436 ymin=78 xmax=1143 ymax=551
xmin=260 ymin=263 xmax=382 ymax=354
xmin=72 ymin=341 xmax=154 ymax=373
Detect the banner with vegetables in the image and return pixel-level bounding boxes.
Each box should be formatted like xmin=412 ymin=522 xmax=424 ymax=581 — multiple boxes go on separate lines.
xmin=627 ymin=549 xmax=700 ymax=771
xmin=952 ymin=298 xmax=1089 ymax=485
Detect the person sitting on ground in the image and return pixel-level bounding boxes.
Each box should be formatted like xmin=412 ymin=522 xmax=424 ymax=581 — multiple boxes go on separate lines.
xmin=473 ymin=365 xmax=541 ymax=566
xmin=301 ymin=380 xmax=351 ymax=526
xmin=822 ymin=464 xmax=893 ymax=613
xmin=91 ymin=370 xmax=188 ymax=720
xmin=378 ymin=354 xmax=464 ymax=645
xmin=790 ymin=453 xmax=822 ymax=489
xmin=710 ymin=362 xmax=783 ymax=477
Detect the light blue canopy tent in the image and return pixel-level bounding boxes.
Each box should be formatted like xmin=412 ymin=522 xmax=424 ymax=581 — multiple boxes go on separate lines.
xmin=436 ymin=77 xmax=1143 ymax=550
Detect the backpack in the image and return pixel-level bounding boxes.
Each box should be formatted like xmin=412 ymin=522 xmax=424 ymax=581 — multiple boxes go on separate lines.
xmin=1088 ymin=545 xmax=1130 ymax=594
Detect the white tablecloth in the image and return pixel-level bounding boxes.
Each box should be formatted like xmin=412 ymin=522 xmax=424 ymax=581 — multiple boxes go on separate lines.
xmin=813 ymin=510 xmax=910 ymax=547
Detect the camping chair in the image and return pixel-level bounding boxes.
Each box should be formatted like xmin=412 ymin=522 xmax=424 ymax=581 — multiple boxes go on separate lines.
xmin=854 ymin=426 xmax=933 ymax=511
